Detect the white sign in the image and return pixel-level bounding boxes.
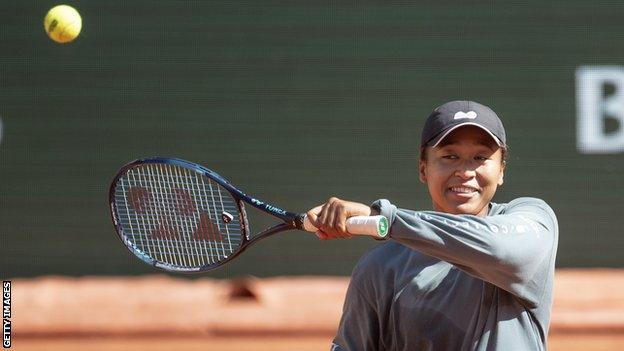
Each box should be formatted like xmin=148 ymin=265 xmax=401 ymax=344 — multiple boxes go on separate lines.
xmin=576 ymin=66 xmax=624 ymax=153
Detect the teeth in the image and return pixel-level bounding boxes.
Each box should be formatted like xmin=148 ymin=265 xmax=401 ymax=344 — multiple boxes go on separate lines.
xmin=451 ymin=187 xmax=477 ymax=193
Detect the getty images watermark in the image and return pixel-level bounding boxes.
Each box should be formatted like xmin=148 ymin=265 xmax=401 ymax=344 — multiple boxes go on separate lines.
xmin=3 ymin=281 xmax=10 ymax=348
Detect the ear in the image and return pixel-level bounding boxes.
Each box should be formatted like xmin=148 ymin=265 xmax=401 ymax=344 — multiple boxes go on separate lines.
xmin=497 ymin=161 xmax=506 ymax=186
xmin=419 ymin=158 xmax=427 ymax=184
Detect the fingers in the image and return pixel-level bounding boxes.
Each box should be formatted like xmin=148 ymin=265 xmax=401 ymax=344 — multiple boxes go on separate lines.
xmin=317 ymin=197 xmax=349 ymax=238
xmin=308 ymin=207 xmax=329 ymax=241
xmin=335 ymin=211 xmax=347 ymax=235
xmin=306 ymin=205 xmax=323 ymax=228
xmin=331 ymin=202 xmax=351 ymax=239
xmin=307 ymin=197 xmax=361 ymax=239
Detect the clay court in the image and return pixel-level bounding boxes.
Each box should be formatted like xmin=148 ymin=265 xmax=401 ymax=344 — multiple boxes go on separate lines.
xmin=11 ymin=269 xmax=624 ymax=350
xmin=15 ymin=334 xmax=624 ymax=351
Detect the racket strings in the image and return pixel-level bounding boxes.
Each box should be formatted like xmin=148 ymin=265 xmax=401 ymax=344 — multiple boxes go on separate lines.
xmin=114 ymin=163 xmax=243 ymax=268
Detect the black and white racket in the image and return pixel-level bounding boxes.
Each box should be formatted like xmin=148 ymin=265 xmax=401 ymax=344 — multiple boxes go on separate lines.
xmin=108 ymin=157 xmax=388 ymax=273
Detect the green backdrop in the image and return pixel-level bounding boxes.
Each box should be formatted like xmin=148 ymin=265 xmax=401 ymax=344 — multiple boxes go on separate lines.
xmin=2 ymin=1 xmax=623 ymax=278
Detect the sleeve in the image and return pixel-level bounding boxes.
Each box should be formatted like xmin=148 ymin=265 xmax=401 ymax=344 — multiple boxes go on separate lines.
xmin=372 ymin=197 xmax=558 ymax=307
xmin=331 ymin=275 xmax=381 ymax=351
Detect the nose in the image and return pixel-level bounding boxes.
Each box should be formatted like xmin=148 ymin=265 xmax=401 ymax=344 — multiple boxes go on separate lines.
xmin=454 ymin=162 xmax=477 ymax=179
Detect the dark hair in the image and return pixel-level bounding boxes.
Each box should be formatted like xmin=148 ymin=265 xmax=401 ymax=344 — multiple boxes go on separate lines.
xmin=419 ymin=145 xmax=508 ymax=164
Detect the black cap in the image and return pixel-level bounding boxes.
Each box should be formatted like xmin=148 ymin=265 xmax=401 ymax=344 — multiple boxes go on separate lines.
xmin=421 ymin=100 xmax=506 ymax=148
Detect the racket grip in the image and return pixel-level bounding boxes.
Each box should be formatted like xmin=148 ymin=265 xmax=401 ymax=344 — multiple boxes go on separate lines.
xmin=302 ymin=215 xmax=389 ymax=239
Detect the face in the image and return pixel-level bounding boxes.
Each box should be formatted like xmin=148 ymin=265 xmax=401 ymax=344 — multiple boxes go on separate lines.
xmin=419 ymin=126 xmax=505 ymax=217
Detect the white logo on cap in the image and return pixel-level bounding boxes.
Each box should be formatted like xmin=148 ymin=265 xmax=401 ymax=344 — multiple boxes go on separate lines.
xmin=454 ymin=111 xmax=477 ymax=120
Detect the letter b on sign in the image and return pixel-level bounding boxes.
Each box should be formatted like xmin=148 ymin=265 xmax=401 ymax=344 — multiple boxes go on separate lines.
xmin=576 ymin=66 xmax=624 ymax=153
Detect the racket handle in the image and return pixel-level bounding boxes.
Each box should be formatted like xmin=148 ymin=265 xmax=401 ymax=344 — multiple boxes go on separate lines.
xmin=302 ymin=215 xmax=389 ymax=239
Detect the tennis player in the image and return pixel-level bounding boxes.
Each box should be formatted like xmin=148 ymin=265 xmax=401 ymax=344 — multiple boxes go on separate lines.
xmin=307 ymin=100 xmax=558 ymax=351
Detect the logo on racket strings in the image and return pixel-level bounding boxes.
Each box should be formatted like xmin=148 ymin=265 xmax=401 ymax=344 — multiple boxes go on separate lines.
xmin=125 ymin=186 xmax=226 ymax=242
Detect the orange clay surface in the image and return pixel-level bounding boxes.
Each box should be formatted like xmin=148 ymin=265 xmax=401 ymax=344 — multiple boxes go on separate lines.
xmin=13 ymin=334 xmax=624 ymax=351
xmin=10 ymin=269 xmax=624 ymax=350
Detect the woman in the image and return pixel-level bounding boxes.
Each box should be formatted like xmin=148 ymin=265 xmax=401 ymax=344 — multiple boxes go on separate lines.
xmin=308 ymin=101 xmax=558 ymax=351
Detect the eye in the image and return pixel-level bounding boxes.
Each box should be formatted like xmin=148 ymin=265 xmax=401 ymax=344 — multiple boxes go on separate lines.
xmin=442 ymin=155 xmax=458 ymax=160
xmin=475 ymin=156 xmax=489 ymax=161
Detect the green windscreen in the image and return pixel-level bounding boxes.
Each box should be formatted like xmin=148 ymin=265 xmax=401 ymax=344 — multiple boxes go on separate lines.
xmin=1 ymin=1 xmax=623 ymax=277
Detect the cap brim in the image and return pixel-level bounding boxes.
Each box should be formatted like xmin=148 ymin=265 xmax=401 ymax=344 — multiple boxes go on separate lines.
xmin=428 ymin=122 xmax=504 ymax=147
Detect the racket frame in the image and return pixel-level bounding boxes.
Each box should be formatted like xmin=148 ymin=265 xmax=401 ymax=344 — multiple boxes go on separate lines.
xmin=109 ymin=157 xmax=306 ymax=273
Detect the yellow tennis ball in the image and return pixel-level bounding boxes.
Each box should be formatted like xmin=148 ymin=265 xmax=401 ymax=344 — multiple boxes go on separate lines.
xmin=44 ymin=5 xmax=82 ymax=44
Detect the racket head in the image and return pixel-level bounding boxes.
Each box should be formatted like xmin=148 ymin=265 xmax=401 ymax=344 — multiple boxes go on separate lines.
xmin=109 ymin=157 xmax=250 ymax=273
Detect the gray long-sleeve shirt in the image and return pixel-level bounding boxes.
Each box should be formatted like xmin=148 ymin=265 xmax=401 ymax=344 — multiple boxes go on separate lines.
xmin=332 ymin=197 xmax=558 ymax=351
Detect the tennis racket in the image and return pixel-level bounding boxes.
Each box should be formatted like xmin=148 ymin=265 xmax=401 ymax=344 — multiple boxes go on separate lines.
xmin=109 ymin=157 xmax=389 ymax=273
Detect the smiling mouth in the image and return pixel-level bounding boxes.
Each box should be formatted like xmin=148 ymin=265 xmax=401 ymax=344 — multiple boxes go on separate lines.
xmin=449 ymin=186 xmax=480 ymax=195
